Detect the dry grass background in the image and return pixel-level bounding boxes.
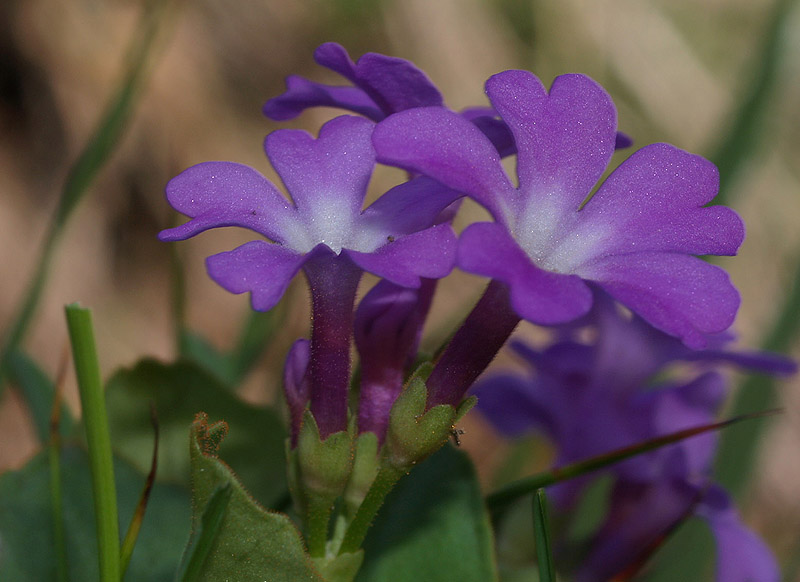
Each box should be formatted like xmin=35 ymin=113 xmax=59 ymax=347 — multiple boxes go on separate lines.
xmin=1 ymin=0 xmax=799 ymax=573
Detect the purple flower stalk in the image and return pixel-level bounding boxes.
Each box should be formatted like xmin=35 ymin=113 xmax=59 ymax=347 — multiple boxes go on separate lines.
xmin=159 ymin=115 xmax=458 ymax=439
xmin=474 ymin=292 xmax=793 ymax=581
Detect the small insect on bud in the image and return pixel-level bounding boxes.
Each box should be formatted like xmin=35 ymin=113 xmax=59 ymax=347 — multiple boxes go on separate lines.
xmin=450 ymin=426 xmax=465 ymax=447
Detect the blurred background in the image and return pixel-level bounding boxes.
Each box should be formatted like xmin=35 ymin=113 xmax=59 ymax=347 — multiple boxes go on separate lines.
xmin=1 ymin=0 xmax=799 ymax=576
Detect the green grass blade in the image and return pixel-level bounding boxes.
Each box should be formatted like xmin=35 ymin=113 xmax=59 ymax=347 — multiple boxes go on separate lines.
xmin=532 ymin=489 xmax=555 ymax=582
xmin=65 ymin=304 xmax=120 ymax=582
xmin=119 ymin=405 xmax=159 ymax=576
xmin=714 ymin=255 xmax=800 ymax=496
xmin=0 ymin=0 xmax=178 ymax=390
xmin=48 ymin=374 xmax=69 ymax=582
xmin=176 ymin=484 xmax=233 ymax=582
xmin=709 ymin=0 xmax=797 ymax=207
xmin=487 ymin=409 xmax=777 ymax=516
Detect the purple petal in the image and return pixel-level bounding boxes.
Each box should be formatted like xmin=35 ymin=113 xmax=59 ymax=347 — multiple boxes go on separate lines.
xmin=313 ymin=42 xmax=359 ymax=81
xmin=697 ymin=485 xmax=780 ymax=582
xmin=158 ymin=162 xmax=297 ymax=243
xmin=485 ymin=71 xmax=617 ymax=215
xmin=205 ymin=240 xmax=307 ymax=311
xmin=458 ymin=222 xmax=593 ymax=324
xmin=345 ymin=224 xmax=456 ymax=287
xmin=265 ymin=115 xmax=375 ymax=218
xmin=372 ymin=107 xmax=514 ymax=219
xmin=359 ymin=176 xmax=463 ymax=240
xmin=263 ymin=75 xmax=383 ymax=121
xmin=683 ymin=348 xmax=798 ymax=376
xmin=579 ymin=143 xmax=744 ymax=258
xmin=582 ymin=252 xmax=741 ymax=348
xmin=354 ymin=52 xmax=444 ymax=114
xmin=315 ymin=42 xmax=443 ymax=115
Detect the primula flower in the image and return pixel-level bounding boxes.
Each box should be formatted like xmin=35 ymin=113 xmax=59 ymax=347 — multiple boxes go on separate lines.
xmin=474 ymin=293 xmax=792 ymax=581
xmin=159 ymin=115 xmax=458 ymax=438
xmin=263 ymin=42 xmax=444 ymax=122
xmin=372 ymin=70 xmax=744 ymax=350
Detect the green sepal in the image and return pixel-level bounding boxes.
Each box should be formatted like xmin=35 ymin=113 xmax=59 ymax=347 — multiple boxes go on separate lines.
xmin=188 ymin=413 xmax=324 ymax=581
xmin=455 ymin=395 xmax=478 ymax=423
xmin=385 ymin=375 xmax=456 ymax=471
xmin=297 ymin=411 xmax=355 ymax=501
xmin=312 ymin=551 xmax=364 ymax=582
xmin=343 ymin=432 xmax=380 ymax=518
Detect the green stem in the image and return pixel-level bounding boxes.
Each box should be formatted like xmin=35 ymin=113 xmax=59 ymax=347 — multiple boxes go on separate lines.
xmin=532 ymin=489 xmax=555 ymax=582
xmin=338 ymin=463 xmax=405 ymax=555
xmin=65 ymin=304 xmax=120 ymax=582
xmin=307 ymin=496 xmax=335 ymax=558
xmin=48 ymin=429 xmax=68 ymax=582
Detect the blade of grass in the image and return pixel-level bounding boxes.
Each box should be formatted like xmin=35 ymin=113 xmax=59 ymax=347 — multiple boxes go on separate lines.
xmin=709 ymin=0 xmax=797 ymax=207
xmin=48 ymin=351 xmax=70 ymax=582
xmin=487 ymin=409 xmax=778 ymax=516
xmin=0 ymin=0 xmax=179 ymax=391
xmin=65 ymin=304 xmax=119 ymax=582
xmin=532 ymin=489 xmax=555 ymax=582
xmin=120 ymin=404 xmax=160 ymax=576
xmin=176 ymin=483 xmax=233 ymax=582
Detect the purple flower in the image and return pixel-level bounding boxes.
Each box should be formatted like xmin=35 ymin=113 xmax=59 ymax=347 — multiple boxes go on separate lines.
xmin=159 ymin=115 xmax=458 ymax=438
xmin=263 ymin=42 xmax=444 ymax=122
xmin=372 ymin=70 xmax=744 ymax=349
xmin=473 ymin=293 xmax=792 ymax=581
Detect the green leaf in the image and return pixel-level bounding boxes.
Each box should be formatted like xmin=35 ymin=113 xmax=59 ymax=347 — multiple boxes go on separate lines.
xmin=186 ymin=413 xmax=324 ymax=582
xmin=5 ymin=349 xmax=75 ymax=443
xmin=179 ymin=307 xmax=286 ymax=388
xmin=177 ymin=484 xmax=233 ymax=582
xmin=532 ymin=489 xmax=555 ymax=582
xmin=105 ymin=358 xmax=288 ymax=508
xmin=355 ymin=445 xmax=498 ymax=582
xmin=0 ymin=446 xmax=190 ymax=581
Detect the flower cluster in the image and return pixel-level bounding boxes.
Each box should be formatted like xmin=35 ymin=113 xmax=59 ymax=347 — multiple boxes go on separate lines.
xmin=159 ymin=42 xmax=786 ymax=575
xmin=474 ymin=291 xmax=794 ymax=581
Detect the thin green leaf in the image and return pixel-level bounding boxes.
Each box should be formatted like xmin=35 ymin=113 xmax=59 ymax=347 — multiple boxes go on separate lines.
xmin=120 ymin=404 xmax=160 ymax=576
xmin=65 ymin=304 xmax=119 ymax=582
xmin=487 ymin=409 xmax=778 ymax=515
xmin=0 ymin=0 xmax=178 ymax=391
xmin=6 ymin=350 xmax=74 ymax=443
xmin=532 ymin=489 xmax=555 ymax=582
xmin=176 ymin=484 xmax=233 ymax=582
xmin=48 ymin=370 xmax=68 ymax=582
xmin=709 ymin=0 xmax=797 ymax=207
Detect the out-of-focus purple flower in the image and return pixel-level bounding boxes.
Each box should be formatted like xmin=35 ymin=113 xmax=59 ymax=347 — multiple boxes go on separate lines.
xmin=263 ymin=42 xmax=444 ymax=122
xmin=373 ymin=70 xmax=744 ymax=349
xmin=159 ymin=115 xmax=459 ymax=438
xmin=474 ymin=292 xmax=792 ymax=581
